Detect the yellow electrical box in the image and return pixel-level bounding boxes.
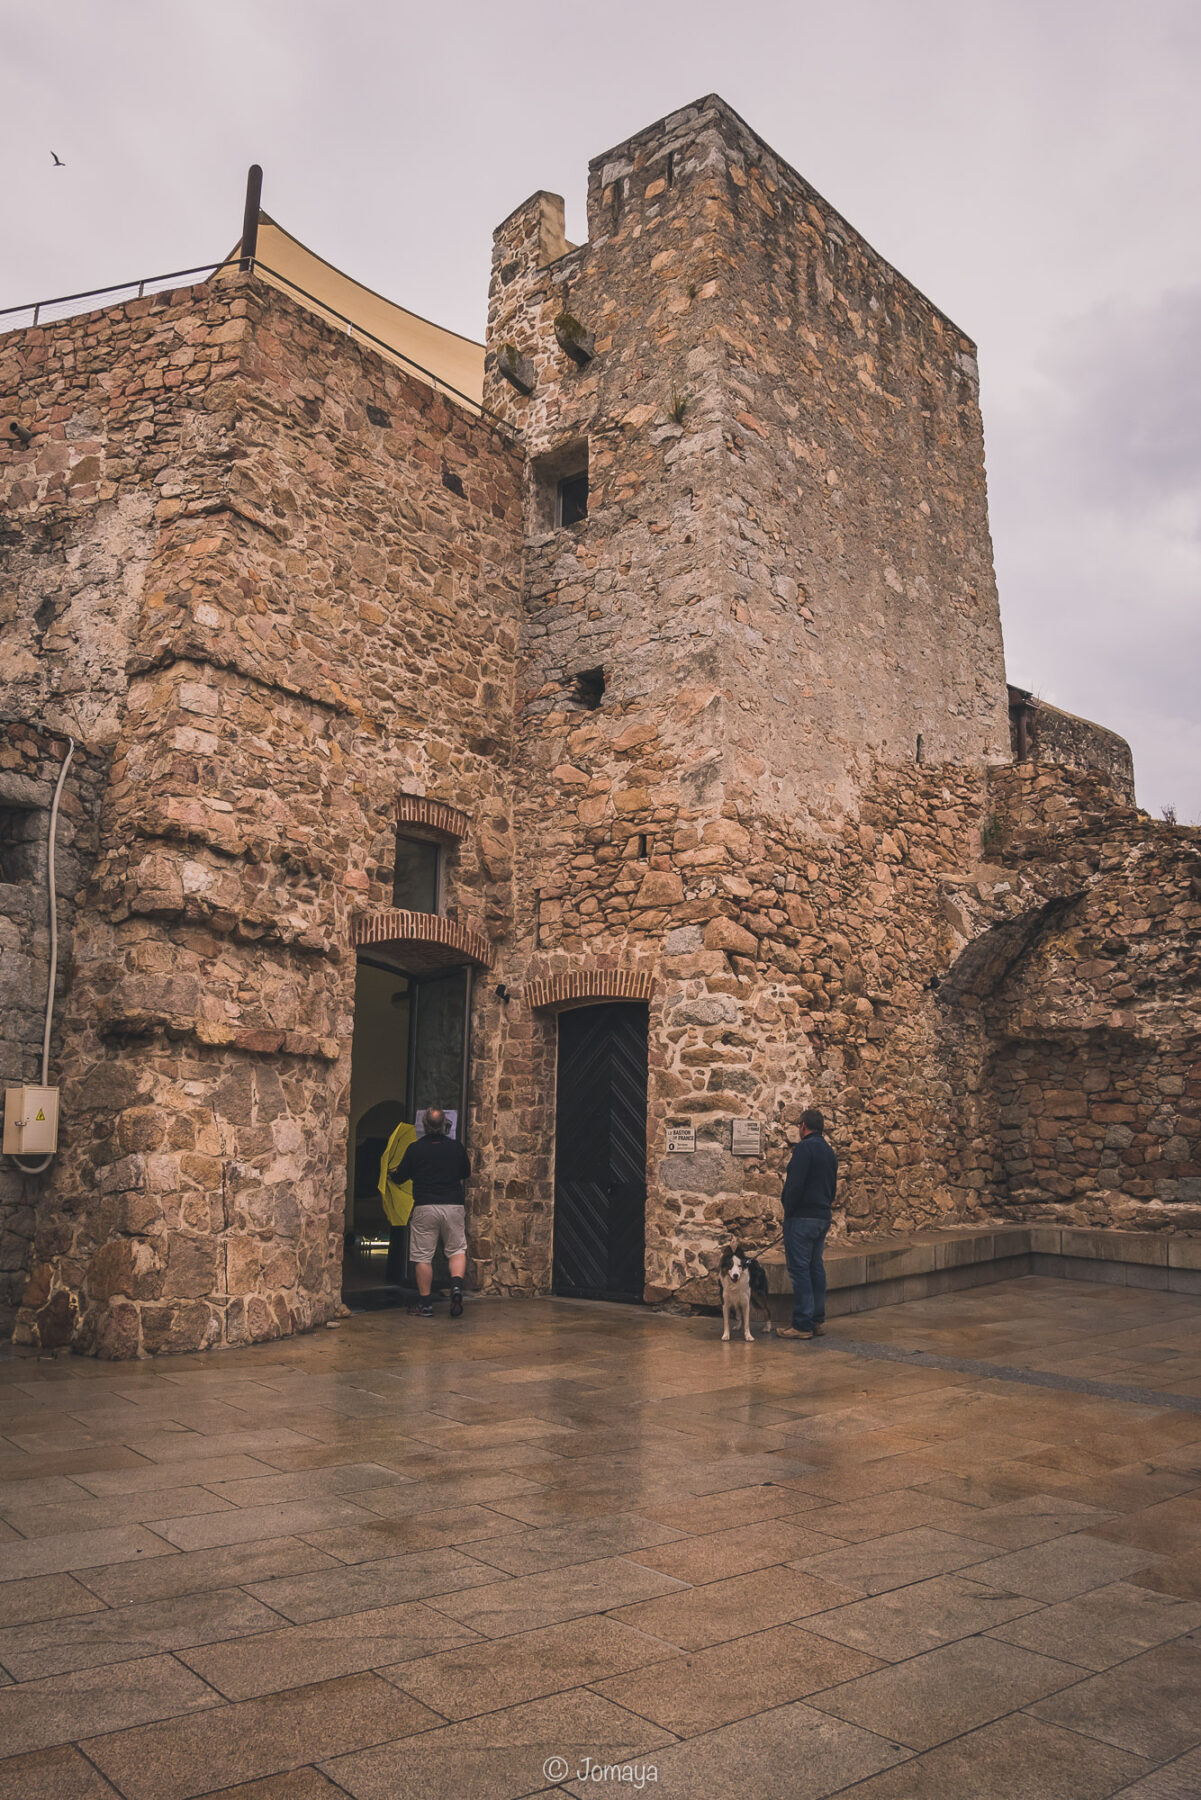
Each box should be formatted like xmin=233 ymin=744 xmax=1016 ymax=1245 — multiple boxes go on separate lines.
xmin=3 ymin=1086 xmax=60 ymax=1157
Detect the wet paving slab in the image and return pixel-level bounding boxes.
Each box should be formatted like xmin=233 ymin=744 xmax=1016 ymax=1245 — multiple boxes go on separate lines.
xmin=0 ymin=1275 xmax=1198 ymax=1797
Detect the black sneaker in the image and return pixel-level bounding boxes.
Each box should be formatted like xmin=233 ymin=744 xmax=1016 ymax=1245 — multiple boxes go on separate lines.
xmin=450 ymin=1292 xmax=464 ymax=1318
xmin=412 ymin=1300 xmax=434 ymax=1319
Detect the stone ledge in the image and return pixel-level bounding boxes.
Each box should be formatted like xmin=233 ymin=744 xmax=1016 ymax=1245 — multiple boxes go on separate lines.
xmin=758 ymin=1224 xmax=1201 ymax=1318
xmin=1031 ymin=1254 xmax=1201 ymax=1297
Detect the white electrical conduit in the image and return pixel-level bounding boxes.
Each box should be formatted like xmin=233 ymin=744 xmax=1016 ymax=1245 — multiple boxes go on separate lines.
xmin=10 ymin=736 xmax=75 ymax=1175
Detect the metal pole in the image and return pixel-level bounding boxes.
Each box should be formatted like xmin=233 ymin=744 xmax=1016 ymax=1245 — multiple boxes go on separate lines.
xmin=240 ymin=164 xmax=263 ymax=270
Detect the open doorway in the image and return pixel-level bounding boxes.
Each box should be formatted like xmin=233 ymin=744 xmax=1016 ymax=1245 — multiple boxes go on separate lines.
xmin=342 ymin=954 xmax=474 ymax=1308
xmin=343 ymin=959 xmax=410 ymax=1301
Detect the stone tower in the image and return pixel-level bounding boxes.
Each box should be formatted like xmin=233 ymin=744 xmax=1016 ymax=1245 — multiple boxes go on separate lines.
xmin=487 ymin=96 xmax=1009 ymax=800
xmin=485 ymin=97 xmax=1014 ymax=1289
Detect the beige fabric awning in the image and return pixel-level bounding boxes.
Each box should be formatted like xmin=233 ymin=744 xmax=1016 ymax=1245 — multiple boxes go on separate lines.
xmin=228 ymin=216 xmax=485 ymax=410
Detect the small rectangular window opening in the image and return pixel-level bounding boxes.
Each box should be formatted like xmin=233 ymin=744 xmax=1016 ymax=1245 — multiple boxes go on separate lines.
xmin=915 ymin=734 xmax=925 ymax=765
xmin=572 ymin=667 xmax=605 ymax=710
xmin=0 ymin=804 xmax=39 ymax=884
xmin=637 ymin=833 xmax=649 ymax=859
xmin=557 ymin=470 xmax=588 ymax=528
xmin=393 ymin=834 xmax=441 ymax=914
xmin=532 ymin=442 xmax=588 ymax=534
xmin=665 ymin=152 xmax=676 ymax=187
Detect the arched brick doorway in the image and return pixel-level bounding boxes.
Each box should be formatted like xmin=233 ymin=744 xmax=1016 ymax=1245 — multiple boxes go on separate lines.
xmin=345 ymin=911 xmax=491 ymax=1304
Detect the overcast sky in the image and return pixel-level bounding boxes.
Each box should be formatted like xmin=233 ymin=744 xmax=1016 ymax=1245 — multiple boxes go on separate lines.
xmin=4 ymin=0 xmax=1198 ymax=819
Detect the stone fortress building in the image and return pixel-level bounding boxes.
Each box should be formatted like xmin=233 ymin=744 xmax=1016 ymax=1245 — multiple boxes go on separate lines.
xmin=1 ymin=96 xmax=1197 ymax=1356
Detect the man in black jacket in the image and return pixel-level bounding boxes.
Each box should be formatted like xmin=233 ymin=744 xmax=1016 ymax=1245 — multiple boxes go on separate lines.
xmin=777 ymin=1108 xmax=838 ymax=1341
xmin=395 ymin=1108 xmax=471 ymax=1319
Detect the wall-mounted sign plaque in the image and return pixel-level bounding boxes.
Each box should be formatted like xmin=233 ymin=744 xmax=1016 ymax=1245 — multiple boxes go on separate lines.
xmin=665 ymin=1125 xmax=696 ymax=1154
xmin=731 ymin=1119 xmax=762 ymax=1156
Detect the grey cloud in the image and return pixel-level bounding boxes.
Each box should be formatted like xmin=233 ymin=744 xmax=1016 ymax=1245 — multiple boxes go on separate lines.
xmin=1054 ymin=290 xmax=1201 ymax=513
xmin=988 ymin=288 xmax=1201 ymax=820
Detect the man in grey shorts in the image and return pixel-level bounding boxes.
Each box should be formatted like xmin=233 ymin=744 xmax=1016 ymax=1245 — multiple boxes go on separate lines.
xmin=393 ymin=1108 xmax=471 ymax=1318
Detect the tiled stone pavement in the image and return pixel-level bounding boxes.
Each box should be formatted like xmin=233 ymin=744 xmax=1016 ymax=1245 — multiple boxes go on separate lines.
xmin=0 ymin=1276 xmax=1200 ymax=1799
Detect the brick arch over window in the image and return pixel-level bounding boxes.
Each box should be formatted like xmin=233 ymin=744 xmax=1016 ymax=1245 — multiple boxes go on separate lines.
xmin=524 ymin=970 xmax=655 ymax=1011
xmin=395 ymin=795 xmax=468 ymax=840
xmin=352 ymin=909 xmax=493 ymax=970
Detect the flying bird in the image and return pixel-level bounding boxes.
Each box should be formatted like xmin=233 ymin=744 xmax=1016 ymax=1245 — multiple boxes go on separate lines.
xmin=51 ymin=152 xmax=65 ymax=167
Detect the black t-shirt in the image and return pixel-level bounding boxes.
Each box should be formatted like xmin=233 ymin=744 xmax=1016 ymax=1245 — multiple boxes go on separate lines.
xmin=395 ymin=1134 xmax=471 ymax=1207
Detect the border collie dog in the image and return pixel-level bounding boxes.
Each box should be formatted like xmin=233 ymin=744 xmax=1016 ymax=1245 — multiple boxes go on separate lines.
xmin=718 ymin=1246 xmax=773 ymax=1342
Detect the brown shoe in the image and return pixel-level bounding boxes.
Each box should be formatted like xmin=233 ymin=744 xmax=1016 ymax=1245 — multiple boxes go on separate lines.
xmin=814 ymin=1323 xmax=826 ymax=1336
xmin=777 ymin=1327 xmax=813 ymax=1340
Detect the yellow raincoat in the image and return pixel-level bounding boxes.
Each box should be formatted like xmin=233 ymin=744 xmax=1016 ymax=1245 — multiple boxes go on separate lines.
xmin=378 ymin=1120 xmax=417 ymax=1228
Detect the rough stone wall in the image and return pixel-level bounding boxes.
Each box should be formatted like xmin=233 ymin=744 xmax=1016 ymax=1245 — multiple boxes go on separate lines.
xmin=3 ymin=273 xmax=524 ymax=1354
xmin=693 ymin=101 xmax=1010 ymax=808
xmin=0 ymin=721 xmax=107 ymax=1336
xmin=633 ymin=763 xmax=1006 ymax=1300
xmin=1 ymin=281 xmax=248 ymax=1344
xmin=481 ymin=105 xmax=743 ymax=1289
xmin=1008 ymin=688 xmax=1135 ymax=803
xmin=938 ymin=764 xmax=1200 ymax=1230
xmin=483 ymin=96 xmax=1011 ymax=1296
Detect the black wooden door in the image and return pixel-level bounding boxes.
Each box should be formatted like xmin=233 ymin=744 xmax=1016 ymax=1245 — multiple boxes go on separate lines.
xmin=553 ymin=1003 xmax=648 ymax=1302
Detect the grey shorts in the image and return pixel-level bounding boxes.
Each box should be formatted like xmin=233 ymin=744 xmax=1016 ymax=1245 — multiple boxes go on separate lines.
xmin=408 ymin=1204 xmax=467 ymax=1263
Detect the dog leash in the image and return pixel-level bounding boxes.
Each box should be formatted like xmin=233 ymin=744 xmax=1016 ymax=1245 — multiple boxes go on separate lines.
xmin=740 ymin=1229 xmax=784 ymax=1258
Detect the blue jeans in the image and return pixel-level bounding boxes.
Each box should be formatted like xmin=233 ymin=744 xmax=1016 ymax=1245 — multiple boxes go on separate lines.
xmin=783 ymin=1216 xmax=828 ymax=1332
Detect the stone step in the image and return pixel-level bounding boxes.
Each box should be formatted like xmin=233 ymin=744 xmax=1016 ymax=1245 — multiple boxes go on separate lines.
xmin=754 ymin=1223 xmax=1201 ymax=1319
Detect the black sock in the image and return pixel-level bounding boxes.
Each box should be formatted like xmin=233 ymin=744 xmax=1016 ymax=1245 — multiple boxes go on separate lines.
xmin=450 ymin=1278 xmax=463 ymax=1297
